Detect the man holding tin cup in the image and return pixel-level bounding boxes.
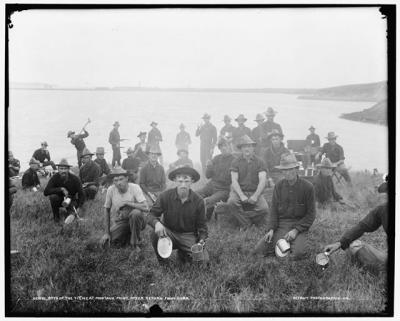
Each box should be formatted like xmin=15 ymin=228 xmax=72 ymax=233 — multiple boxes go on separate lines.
xmin=253 ymin=153 xmax=316 ymax=259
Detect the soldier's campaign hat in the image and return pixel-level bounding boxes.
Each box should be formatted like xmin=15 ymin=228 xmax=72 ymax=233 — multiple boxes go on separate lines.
xmin=235 ymin=114 xmax=247 ymax=122
xmin=326 ymin=132 xmax=338 ymax=140
xmin=168 ymin=165 xmax=200 ymax=183
xmin=146 ymin=146 xmax=162 ymax=155
xmin=96 ymin=147 xmax=105 ymax=154
xmin=309 ymin=125 xmax=316 ymax=130
xmin=125 ymin=147 xmax=135 ymax=154
xmin=275 ymin=153 xmax=300 ymax=170
xmin=29 ymin=158 xmax=40 ymax=165
xmin=236 ymin=135 xmax=256 ymax=148
xmin=177 ymin=149 xmax=189 ymax=156
xmin=137 ymin=131 xmax=147 ymax=137
xmin=80 ymin=148 xmax=94 ymax=158
xmin=150 ymin=121 xmax=158 ymax=126
xmin=223 ymin=115 xmax=231 ymax=122
xmin=267 ymin=129 xmax=284 ymax=140
xmin=202 ymin=113 xmax=211 ymax=120
xmin=316 ymin=158 xmax=336 ymax=169
xmin=67 ymin=130 xmax=75 ymax=138
xmin=56 ymin=158 xmax=72 ymax=168
xmin=113 ymin=121 xmax=120 ymax=126
xmin=265 ymin=107 xmax=277 ymax=116
xmin=254 ymin=114 xmax=265 ymax=122
xmin=41 ymin=141 xmax=48 ymax=147
xmin=179 ymin=123 xmax=185 ymax=129
xmin=108 ymin=168 xmax=131 ymax=179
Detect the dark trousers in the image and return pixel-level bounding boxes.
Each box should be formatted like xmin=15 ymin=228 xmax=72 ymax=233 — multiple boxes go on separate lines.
xmin=195 ymin=182 xmax=229 ymax=219
xmin=42 ymin=160 xmax=57 ymax=170
xmin=112 ymin=145 xmax=121 ymax=167
xmin=77 ymin=150 xmax=83 ymax=167
xmin=110 ymin=209 xmax=146 ymax=247
xmin=49 ymin=194 xmax=77 ymax=221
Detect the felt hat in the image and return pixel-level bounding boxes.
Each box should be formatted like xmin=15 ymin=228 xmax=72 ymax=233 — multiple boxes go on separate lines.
xmin=236 ymin=135 xmax=256 ymax=148
xmin=67 ymin=130 xmax=75 ymax=138
xmin=223 ymin=115 xmax=231 ymax=122
xmin=137 ymin=131 xmax=147 ymax=137
xmin=125 ymin=147 xmax=135 ymax=154
xmin=235 ymin=114 xmax=247 ymax=122
xmin=177 ymin=149 xmax=189 ymax=156
xmin=146 ymin=146 xmax=162 ymax=155
xmin=179 ymin=123 xmax=185 ymax=129
xmin=56 ymin=158 xmax=72 ymax=167
xmin=316 ymin=158 xmax=336 ymax=169
xmin=309 ymin=125 xmax=315 ymax=130
xmin=265 ymin=107 xmax=277 ymax=116
xmin=41 ymin=141 xmax=48 ymax=147
xmin=275 ymin=153 xmax=300 ymax=170
xmin=29 ymin=158 xmax=40 ymax=165
xmin=150 ymin=121 xmax=158 ymax=126
xmin=80 ymin=148 xmax=94 ymax=158
xmin=202 ymin=113 xmax=211 ymax=120
xmin=107 ymin=167 xmax=131 ymax=179
xmin=168 ymin=165 xmax=200 ymax=183
xmin=326 ymin=132 xmax=338 ymax=140
xmin=254 ymin=113 xmax=265 ymax=122
xmin=96 ymin=147 xmax=105 ymax=154
xmin=113 ymin=121 xmax=120 ymax=126
xmin=267 ymin=129 xmax=284 ymax=140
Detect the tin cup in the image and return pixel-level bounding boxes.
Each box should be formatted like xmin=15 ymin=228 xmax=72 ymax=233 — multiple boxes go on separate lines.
xmin=191 ymin=243 xmax=204 ymax=261
xmin=62 ymin=197 xmax=71 ymax=208
xmin=316 ymin=252 xmax=330 ymax=270
xmin=32 ymin=187 xmax=38 ymax=192
xmin=276 ymin=239 xmax=291 ymax=254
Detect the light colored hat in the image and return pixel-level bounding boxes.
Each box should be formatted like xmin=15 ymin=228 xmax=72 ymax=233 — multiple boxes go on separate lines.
xmin=107 ymin=168 xmax=131 ymax=179
xmin=223 ymin=115 xmax=231 ymax=122
xmin=235 ymin=114 xmax=247 ymax=122
xmin=67 ymin=130 xmax=75 ymax=138
xmin=267 ymin=129 xmax=284 ymax=140
xmin=202 ymin=113 xmax=211 ymax=120
xmin=255 ymin=114 xmax=265 ymax=122
xmin=316 ymin=158 xmax=336 ymax=169
xmin=29 ymin=158 xmax=40 ymax=165
xmin=80 ymin=148 xmax=94 ymax=158
xmin=236 ymin=135 xmax=256 ymax=148
xmin=41 ymin=141 xmax=48 ymax=146
xmin=265 ymin=107 xmax=277 ymax=116
xmin=125 ymin=147 xmax=135 ymax=154
xmin=146 ymin=146 xmax=162 ymax=155
xmin=168 ymin=165 xmax=200 ymax=182
xmin=96 ymin=147 xmax=105 ymax=154
xmin=275 ymin=153 xmax=300 ymax=170
xmin=56 ymin=158 xmax=72 ymax=167
xmin=326 ymin=132 xmax=338 ymax=140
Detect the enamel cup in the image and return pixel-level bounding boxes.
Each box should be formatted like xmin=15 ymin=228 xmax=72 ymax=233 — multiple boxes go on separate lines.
xmin=62 ymin=197 xmax=71 ymax=208
xmin=191 ymin=243 xmax=205 ymax=261
xmin=275 ymin=239 xmax=291 ymax=257
xmin=316 ymin=252 xmax=330 ymax=270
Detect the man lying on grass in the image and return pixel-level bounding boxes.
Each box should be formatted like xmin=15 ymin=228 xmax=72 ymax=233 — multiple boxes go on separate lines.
xmin=323 ymin=179 xmax=388 ymax=274
xmin=253 ymin=153 xmax=316 ymax=260
xmin=100 ymin=168 xmax=148 ymax=258
xmin=147 ymin=166 xmax=209 ymax=265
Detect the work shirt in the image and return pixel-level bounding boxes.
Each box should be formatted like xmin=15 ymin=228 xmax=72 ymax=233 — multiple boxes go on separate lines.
xmin=320 ymin=142 xmax=345 ymax=163
xmin=79 ymin=160 xmax=101 ymax=186
xmin=232 ymin=125 xmax=252 ymax=146
xmin=148 ymin=188 xmax=208 ymax=241
xmin=108 ymin=128 xmax=120 ymax=146
xmin=139 ymin=161 xmax=166 ymax=193
xmin=122 ymin=157 xmax=141 ymax=174
xmin=206 ymin=153 xmax=236 ymax=190
xmin=43 ymin=172 xmax=85 ymax=206
xmin=169 ymin=158 xmax=194 ymax=171
xmin=70 ymin=130 xmax=89 ymax=152
xmin=263 ymin=143 xmax=290 ymax=173
xmin=252 ymin=125 xmax=269 ymax=149
xmin=262 ymin=120 xmax=283 ymax=137
xmin=9 ymin=158 xmax=21 ymax=177
xmin=340 ymin=203 xmax=388 ymax=250
xmin=94 ymin=158 xmax=111 ymax=176
xmin=230 ymin=154 xmax=267 ymax=192
xmin=175 ymin=131 xmax=192 ymax=151
xmin=32 ymin=149 xmax=52 ymax=163
xmin=220 ymin=124 xmax=235 ymax=137
xmin=270 ymin=177 xmax=316 ymax=233
xmin=148 ymin=128 xmax=163 ymax=148
xmin=313 ymin=173 xmax=342 ymax=204
xmin=104 ymin=183 xmax=146 ymax=218
xmin=22 ymin=168 xmax=40 ymax=189
xmin=196 ymin=123 xmax=217 ymax=147
xmin=306 ymin=133 xmax=321 ymax=148
xmin=134 ymin=143 xmax=149 ymax=163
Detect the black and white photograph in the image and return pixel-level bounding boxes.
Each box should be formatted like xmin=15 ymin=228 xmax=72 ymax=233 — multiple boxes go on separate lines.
xmin=5 ymin=3 xmax=394 ymax=316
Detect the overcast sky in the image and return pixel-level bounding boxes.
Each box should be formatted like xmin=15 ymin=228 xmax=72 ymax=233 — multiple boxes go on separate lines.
xmin=9 ymin=7 xmax=387 ymax=89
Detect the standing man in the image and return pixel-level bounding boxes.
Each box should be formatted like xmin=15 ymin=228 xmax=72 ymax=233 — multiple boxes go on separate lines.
xmin=175 ymin=123 xmax=192 ymax=152
xmin=304 ymin=125 xmax=321 ymax=167
xmin=44 ymin=158 xmax=85 ymax=222
xmin=109 ymin=121 xmax=122 ymax=168
xmin=122 ymin=147 xmax=141 ymax=182
xmin=262 ymin=107 xmax=283 ymax=148
xmin=100 ymin=168 xmax=148 ymax=257
xmin=195 ymin=113 xmax=217 ymax=174
xmin=67 ymin=129 xmax=89 ymax=167
xmin=139 ymin=146 xmax=166 ymax=207
xmin=220 ymin=115 xmax=235 ymax=137
xmin=79 ymin=148 xmax=101 ymax=200
xmin=22 ymin=158 xmax=41 ymax=190
xmin=226 ymin=135 xmax=269 ymax=229
xmin=252 ymin=113 xmax=268 ymax=156
xmin=94 ymin=147 xmax=111 ymax=188
xmin=147 ymin=166 xmax=209 ymax=265
xmin=316 ymin=132 xmax=351 ymax=183
xmin=8 ymin=151 xmax=21 ymax=177
xmin=263 ymin=130 xmax=289 ymax=184
xmin=32 ymin=141 xmax=57 ymax=170
xmin=195 ymin=137 xmax=235 ymax=220
xmin=232 ymin=114 xmax=252 ymax=150
xmin=253 ymin=153 xmax=316 ymax=260
xmin=148 ymin=121 xmax=163 ymax=164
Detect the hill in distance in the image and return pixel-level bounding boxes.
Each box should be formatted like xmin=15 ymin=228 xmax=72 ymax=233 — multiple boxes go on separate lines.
xmin=340 ymin=100 xmax=387 ymax=125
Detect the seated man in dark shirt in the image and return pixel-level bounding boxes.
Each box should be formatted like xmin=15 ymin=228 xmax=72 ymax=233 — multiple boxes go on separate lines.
xmin=44 ymin=158 xmax=85 ymax=222
xmin=94 ymin=147 xmax=111 ymax=188
xmin=323 ymin=180 xmax=388 ymax=274
xmin=79 ymin=148 xmax=101 ymax=200
xmin=122 ymin=147 xmax=141 ymax=183
xmin=22 ymin=158 xmax=41 ymax=190
xmin=32 ymin=141 xmax=57 ymax=171
xmin=253 ymin=153 xmax=316 ymax=260
xmin=8 ymin=151 xmax=21 ymax=177
xmin=147 ymin=166 xmax=208 ymax=265
xmin=168 ymin=149 xmax=194 ymax=172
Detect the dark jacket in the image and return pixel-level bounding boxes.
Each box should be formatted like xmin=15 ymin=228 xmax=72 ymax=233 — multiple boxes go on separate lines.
xmin=32 ymin=149 xmax=51 ymax=163
xmin=109 ymin=128 xmax=120 ymax=146
xmin=320 ymin=142 xmax=345 ymax=163
xmin=139 ymin=161 xmax=166 ymax=193
xmin=134 ymin=143 xmax=149 ymax=163
xmin=306 ymin=133 xmax=321 ymax=148
xmin=70 ymin=130 xmax=89 ymax=152
xmin=22 ymin=168 xmax=40 ymax=189
xmin=148 ymin=128 xmax=163 ymax=148
xmin=262 ymin=120 xmax=283 ymax=137
xmin=206 ymin=153 xmax=235 ymax=190
xmin=94 ymin=158 xmax=111 ymax=176
xmin=196 ymin=123 xmax=217 ymax=147
xmin=44 ymin=172 xmax=85 ymax=206
xmin=122 ymin=157 xmax=141 ymax=174
xmin=79 ymin=160 xmax=101 ymax=186
xmin=313 ymin=173 xmax=342 ymax=204
xmin=263 ymin=143 xmax=290 ymax=173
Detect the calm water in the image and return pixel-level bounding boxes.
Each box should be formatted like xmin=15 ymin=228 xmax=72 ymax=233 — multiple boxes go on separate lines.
xmin=9 ymin=89 xmax=388 ymax=172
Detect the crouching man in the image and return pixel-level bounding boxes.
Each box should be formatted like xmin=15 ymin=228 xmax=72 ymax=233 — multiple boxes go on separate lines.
xmin=147 ymin=166 xmax=209 ymax=265
xmin=253 ymin=153 xmax=316 ymax=260
xmin=100 ymin=168 xmax=148 ymax=255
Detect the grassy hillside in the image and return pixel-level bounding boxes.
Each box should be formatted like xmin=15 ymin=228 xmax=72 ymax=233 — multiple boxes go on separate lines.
xmin=340 ymin=100 xmax=387 ymax=125
xmin=8 ymin=170 xmax=389 ymax=315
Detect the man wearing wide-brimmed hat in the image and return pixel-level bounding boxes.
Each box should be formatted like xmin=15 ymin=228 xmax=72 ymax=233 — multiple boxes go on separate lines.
xmin=109 ymin=121 xmax=122 ymax=168
xmin=220 ymin=115 xmax=235 ymax=138
xmin=67 ymin=128 xmax=89 ymax=167
xmin=196 ymin=113 xmax=217 ymax=174
xmin=122 ymin=147 xmax=141 ymax=183
xmin=147 ymin=166 xmax=209 ymax=265
xmin=232 ymin=114 xmax=252 ymax=151
xmin=133 ymin=131 xmax=149 ymax=166
xmin=44 ymin=158 xmax=85 ymax=222
xmin=100 ymin=168 xmax=149 ymax=257
xmin=32 ymin=141 xmax=57 ymax=170
xmin=262 ymin=107 xmax=283 ymax=148
xmin=22 ymin=158 xmax=41 ymax=190
xmin=304 ymin=125 xmax=321 ymax=167
xmin=253 ymin=153 xmax=315 ymax=260
xmin=313 ymin=158 xmax=344 ymax=206
xmin=79 ymin=148 xmax=102 ymax=200
xmin=252 ymin=113 xmax=268 ymax=156
xmin=94 ymin=147 xmax=111 ymax=188
xmin=263 ymin=129 xmax=290 ymax=183
xmin=139 ymin=146 xmax=166 ymax=206
xmin=323 ymin=177 xmax=388 ymax=274
xmin=148 ymin=121 xmax=163 ymax=164
xmin=175 ymin=123 xmax=192 ymax=152
xmin=225 ymin=135 xmax=269 ymax=229
xmin=169 ymin=149 xmax=194 ymax=172
xmin=316 ymin=132 xmax=351 ymax=183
